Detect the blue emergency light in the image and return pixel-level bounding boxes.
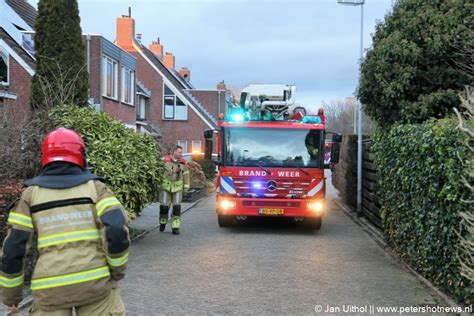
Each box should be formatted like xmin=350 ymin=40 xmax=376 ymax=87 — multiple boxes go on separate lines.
xmin=227 ymin=108 xmax=247 ymax=122
xmin=302 ymin=116 xmax=322 ymax=124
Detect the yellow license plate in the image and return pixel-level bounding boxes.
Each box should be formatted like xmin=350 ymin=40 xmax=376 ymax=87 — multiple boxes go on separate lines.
xmin=259 ymin=208 xmax=285 ymax=215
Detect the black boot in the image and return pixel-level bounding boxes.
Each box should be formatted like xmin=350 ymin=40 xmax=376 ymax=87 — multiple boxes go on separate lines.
xmin=159 ymin=205 xmax=169 ymax=232
xmin=171 ymin=205 xmax=181 ymax=235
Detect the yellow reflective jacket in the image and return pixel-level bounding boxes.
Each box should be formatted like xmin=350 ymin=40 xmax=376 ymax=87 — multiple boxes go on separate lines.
xmin=0 ymin=179 xmax=130 ymax=311
xmin=161 ymin=155 xmax=190 ymax=193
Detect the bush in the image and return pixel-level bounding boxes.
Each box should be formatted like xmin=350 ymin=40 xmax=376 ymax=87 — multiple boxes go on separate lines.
xmin=358 ymin=0 xmax=472 ymax=126
xmin=372 ymin=118 xmax=472 ymax=304
xmin=186 ymin=161 xmax=206 ymax=189
xmin=187 ymin=154 xmax=216 ymax=180
xmin=50 ymin=105 xmax=164 ymax=217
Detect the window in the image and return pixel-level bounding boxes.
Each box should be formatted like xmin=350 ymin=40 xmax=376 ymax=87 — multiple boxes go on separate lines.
xmin=163 ymin=84 xmax=187 ymax=120
xmin=102 ymin=55 xmax=118 ymax=99
xmin=0 ymin=50 xmax=8 ymax=85
xmin=192 ymin=140 xmax=202 ymax=154
xmin=178 ymin=140 xmax=188 ymax=153
xmin=137 ymin=96 xmax=147 ymax=121
xmin=121 ymin=66 xmax=134 ymax=105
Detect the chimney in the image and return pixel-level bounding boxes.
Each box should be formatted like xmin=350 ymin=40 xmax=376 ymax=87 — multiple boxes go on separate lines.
xmin=217 ymin=80 xmax=226 ymax=90
xmin=116 ymin=7 xmax=135 ymax=51
xmin=163 ymin=52 xmax=175 ymax=70
xmin=179 ymin=67 xmax=191 ymax=82
xmin=148 ymin=38 xmax=163 ymax=58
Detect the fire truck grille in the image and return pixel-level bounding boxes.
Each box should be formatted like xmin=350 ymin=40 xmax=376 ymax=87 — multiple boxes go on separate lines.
xmin=242 ymin=201 xmax=301 ymax=207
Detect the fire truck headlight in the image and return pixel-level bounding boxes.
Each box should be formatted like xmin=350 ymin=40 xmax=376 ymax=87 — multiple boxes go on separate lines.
xmin=219 ymin=199 xmax=236 ymax=211
xmin=308 ymin=201 xmax=324 ymax=215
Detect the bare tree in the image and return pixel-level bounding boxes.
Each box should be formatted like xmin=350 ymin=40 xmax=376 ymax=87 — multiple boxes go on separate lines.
xmin=454 ymin=87 xmax=474 ymax=284
xmin=0 ymin=55 xmax=88 ymax=180
xmin=322 ymin=98 xmax=374 ymax=135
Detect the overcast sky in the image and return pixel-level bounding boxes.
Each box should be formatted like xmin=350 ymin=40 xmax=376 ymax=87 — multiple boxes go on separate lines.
xmin=28 ymin=0 xmax=394 ymax=108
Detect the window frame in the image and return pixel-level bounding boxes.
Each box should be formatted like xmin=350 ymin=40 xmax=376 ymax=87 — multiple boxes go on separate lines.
xmin=102 ymin=55 xmax=118 ymax=100
xmin=0 ymin=49 xmax=9 ymax=86
xmin=162 ymin=83 xmax=188 ymax=121
xmin=121 ymin=66 xmax=135 ymax=105
xmin=192 ymin=140 xmax=202 ymax=154
xmin=177 ymin=140 xmax=188 ymax=153
xmin=137 ymin=95 xmax=147 ymax=121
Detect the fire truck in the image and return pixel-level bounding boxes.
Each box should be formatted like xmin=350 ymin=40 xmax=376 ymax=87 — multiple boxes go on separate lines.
xmin=204 ymin=84 xmax=341 ymax=230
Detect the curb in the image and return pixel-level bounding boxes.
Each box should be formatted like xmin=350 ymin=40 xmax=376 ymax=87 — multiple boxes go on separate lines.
xmin=130 ymin=194 xmax=207 ymax=243
xmin=335 ymin=199 xmax=469 ymax=313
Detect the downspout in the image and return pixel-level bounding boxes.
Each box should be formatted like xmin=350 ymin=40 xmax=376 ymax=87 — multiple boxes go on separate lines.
xmin=218 ymin=91 xmax=221 ymax=116
xmin=86 ymin=34 xmax=91 ymax=74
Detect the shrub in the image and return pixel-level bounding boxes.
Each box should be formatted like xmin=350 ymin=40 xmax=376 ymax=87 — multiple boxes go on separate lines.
xmin=50 ymin=105 xmax=163 ymax=217
xmin=186 ymin=161 xmax=206 ymax=189
xmin=372 ymin=118 xmax=472 ymax=303
xmin=195 ymin=157 xmax=216 ymax=181
xmin=358 ymin=0 xmax=472 ymax=126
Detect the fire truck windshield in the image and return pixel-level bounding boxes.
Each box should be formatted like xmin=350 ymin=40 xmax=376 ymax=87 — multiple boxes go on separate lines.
xmin=223 ymin=128 xmax=324 ymax=168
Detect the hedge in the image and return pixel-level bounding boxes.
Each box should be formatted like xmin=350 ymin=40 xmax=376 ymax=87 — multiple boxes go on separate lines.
xmin=372 ymin=118 xmax=472 ymax=304
xmin=50 ymin=105 xmax=164 ymax=217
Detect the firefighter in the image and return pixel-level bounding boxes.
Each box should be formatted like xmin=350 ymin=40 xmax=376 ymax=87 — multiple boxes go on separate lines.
xmin=159 ymin=145 xmax=190 ymax=235
xmin=0 ymin=128 xmax=130 ymax=315
xmin=305 ymin=130 xmax=320 ymax=162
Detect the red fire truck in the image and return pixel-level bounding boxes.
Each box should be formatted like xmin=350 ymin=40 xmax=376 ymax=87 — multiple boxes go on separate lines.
xmin=204 ymin=85 xmax=341 ymax=230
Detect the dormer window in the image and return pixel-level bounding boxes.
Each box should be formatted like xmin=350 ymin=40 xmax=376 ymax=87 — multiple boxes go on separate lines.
xmin=0 ymin=50 xmax=8 ymax=85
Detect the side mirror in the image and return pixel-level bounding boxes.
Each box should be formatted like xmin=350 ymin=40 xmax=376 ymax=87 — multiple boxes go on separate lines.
xmin=331 ymin=143 xmax=341 ymax=164
xmin=204 ymin=129 xmax=214 ymax=139
xmin=240 ymin=92 xmax=248 ymax=108
xmin=213 ymin=156 xmax=221 ymax=166
xmin=332 ymin=133 xmax=342 ymax=143
xmin=204 ymin=139 xmax=213 ymax=160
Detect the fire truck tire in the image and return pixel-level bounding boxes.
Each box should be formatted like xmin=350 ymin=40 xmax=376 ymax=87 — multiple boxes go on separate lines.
xmin=218 ymin=215 xmax=234 ymax=227
xmin=305 ymin=217 xmax=322 ymax=230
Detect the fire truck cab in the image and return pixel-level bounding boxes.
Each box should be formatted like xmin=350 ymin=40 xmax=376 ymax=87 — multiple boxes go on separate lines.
xmin=204 ymin=84 xmax=341 ymax=230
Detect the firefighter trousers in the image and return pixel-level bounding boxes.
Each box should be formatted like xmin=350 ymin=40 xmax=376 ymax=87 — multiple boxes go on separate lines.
xmin=30 ymin=288 xmax=125 ymax=316
xmin=159 ymin=190 xmax=182 ymax=228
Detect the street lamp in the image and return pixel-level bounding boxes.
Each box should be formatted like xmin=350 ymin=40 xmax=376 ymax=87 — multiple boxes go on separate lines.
xmin=337 ymin=0 xmax=364 ymax=215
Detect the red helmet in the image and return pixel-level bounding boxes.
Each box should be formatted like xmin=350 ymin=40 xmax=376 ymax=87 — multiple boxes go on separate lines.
xmin=41 ymin=128 xmax=86 ymax=168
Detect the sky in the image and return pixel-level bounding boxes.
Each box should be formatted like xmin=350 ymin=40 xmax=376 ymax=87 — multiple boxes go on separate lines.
xmin=28 ymin=0 xmax=394 ymax=108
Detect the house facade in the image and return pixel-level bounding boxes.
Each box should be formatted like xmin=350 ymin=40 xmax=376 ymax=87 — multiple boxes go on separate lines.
xmin=1 ymin=0 xmax=226 ymax=155
xmin=0 ymin=0 xmax=36 ymax=125
xmin=115 ymin=12 xmax=219 ymax=154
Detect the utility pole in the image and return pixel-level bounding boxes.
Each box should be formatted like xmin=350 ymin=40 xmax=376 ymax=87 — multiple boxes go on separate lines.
xmin=337 ymin=0 xmax=365 ymax=215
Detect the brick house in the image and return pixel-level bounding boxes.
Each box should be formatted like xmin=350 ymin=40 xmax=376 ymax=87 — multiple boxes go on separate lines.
xmin=0 ymin=0 xmax=36 ymax=125
xmin=85 ymin=34 xmax=140 ymax=130
xmin=114 ymin=12 xmax=220 ymax=153
xmin=1 ymin=1 xmax=227 ymax=155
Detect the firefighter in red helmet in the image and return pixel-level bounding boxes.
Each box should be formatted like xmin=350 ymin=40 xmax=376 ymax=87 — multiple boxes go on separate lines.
xmin=1 ymin=127 xmax=129 ymax=315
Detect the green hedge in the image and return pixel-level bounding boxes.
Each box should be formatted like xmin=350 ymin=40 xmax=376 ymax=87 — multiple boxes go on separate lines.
xmin=50 ymin=105 xmax=164 ymax=217
xmin=373 ymin=118 xmax=472 ymax=304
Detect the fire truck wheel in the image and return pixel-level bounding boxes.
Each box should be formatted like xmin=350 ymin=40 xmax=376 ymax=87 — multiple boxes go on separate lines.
xmin=304 ymin=217 xmax=322 ymax=230
xmin=218 ymin=215 xmax=234 ymax=227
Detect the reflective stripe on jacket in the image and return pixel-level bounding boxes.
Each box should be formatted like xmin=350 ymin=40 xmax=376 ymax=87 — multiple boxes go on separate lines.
xmin=0 ymin=180 xmax=130 ymax=311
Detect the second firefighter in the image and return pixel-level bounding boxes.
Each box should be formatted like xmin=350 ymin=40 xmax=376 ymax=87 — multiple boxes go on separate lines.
xmin=159 ymin=146 xmax=190 ymax=235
